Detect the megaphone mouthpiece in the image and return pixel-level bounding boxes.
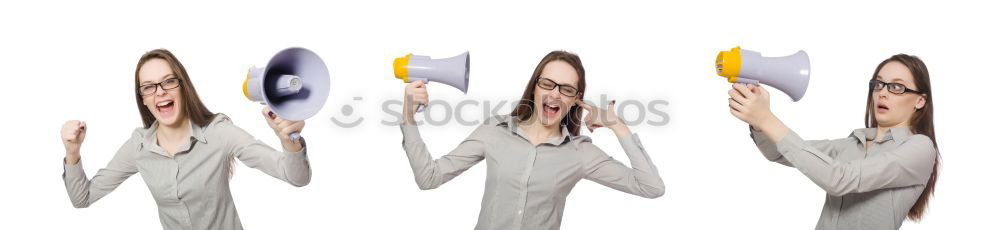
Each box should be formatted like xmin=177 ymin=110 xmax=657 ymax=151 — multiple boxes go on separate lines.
xmin=393 ymin=54 xmax=412 ymax=82
xmin=715 ymin=47 xmax=742 ymax=83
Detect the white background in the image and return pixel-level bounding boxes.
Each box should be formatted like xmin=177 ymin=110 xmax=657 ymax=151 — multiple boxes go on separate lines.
xmin=1 ymin=0 xmax=997 ymax=229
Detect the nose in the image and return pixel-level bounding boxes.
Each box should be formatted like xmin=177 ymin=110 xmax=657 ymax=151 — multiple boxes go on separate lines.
xmin=547 ymin=86 xmax=563 ymax=99
xmin=874 ymin=87 xmax=890 ymax=99
xmin=154 ymin=85 xmax=168 ymax=97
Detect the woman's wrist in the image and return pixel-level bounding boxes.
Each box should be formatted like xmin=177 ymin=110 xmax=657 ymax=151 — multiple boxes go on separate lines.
xmin=402 ymin=113 xmax=416 ymax=126
xmin=65 ymin=153 xmax=80 ymax=165
xmin=754 ymin=113 xmax=789 ymax=143
xmin=282 ymin=141 xmax=304 ymax=153
xmin=402 ymin=101 xmax=418 ymax=125
xmin=609 ymin=122 xmax=631 ymax=138
xmin=750 ymin=112 xmax=775 ymax=129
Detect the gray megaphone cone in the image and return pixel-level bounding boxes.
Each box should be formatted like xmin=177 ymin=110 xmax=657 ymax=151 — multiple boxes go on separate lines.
xmin=244 ymin=47 xmax=330 ymax=140
xmin=393 ymin=51 xmax=471 ymax=112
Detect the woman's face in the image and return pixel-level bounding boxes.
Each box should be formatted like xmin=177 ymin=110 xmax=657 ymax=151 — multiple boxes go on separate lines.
xmin=533 ymin=60 xmax=580 ymax=127
xmin=872 ymin=61 xmax=925 ymax=128
xmin=138 ymin=58 xmax=185 ymax=127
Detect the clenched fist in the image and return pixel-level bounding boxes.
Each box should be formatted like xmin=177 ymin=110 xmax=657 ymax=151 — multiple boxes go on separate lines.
xmin=61 ymin=120 xmax=87 ymax=164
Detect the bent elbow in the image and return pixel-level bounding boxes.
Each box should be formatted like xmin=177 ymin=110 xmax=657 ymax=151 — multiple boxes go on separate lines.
xmin=287 ymin=171 xmax=312 ymax=187
xmin=644 ymin=188 xmax=665 ymax=199
xmin=290 ymin=178 xmax=311 ymax=187
xmin=415 ymin=180 xmax=441 ymax=190
xmin=72 ymin=200 xmax=91 ymax=209
xmin=640 ymin=181 xmax=666 ymax=199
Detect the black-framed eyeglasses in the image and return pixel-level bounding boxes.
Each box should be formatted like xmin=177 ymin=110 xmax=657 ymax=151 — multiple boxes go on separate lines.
xmin=870 ymin=79 xmax=921 ymax=95
xmin=536 ymin=78 xmax=580 ymax=97
xmin=138 ymin=78 xmax=181 ymax=96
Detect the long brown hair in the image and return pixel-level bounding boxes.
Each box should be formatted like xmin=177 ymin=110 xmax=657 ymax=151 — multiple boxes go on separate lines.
xmin=134 ymin=49 xmax=216 ymax=128
xmin=864 ymin=54 xmax=938 ymax=221
xmin=511 ymin=51 xmax=586 ymax=136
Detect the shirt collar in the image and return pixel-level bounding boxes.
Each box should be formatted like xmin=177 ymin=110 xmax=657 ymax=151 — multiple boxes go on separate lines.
xmin=141 ymin=119 xmax=207 ymax=156
xmin=497 ymin=114 xmax=572 ymax=146
xmin=851 ymin=127 xmax=912 ymax=143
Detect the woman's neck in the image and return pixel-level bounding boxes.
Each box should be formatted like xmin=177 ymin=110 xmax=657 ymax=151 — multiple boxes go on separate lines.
xmin=156 ymin=119 xmax=192 ymax=143
xmin=521 ymin=115 xmax=561 ymax=140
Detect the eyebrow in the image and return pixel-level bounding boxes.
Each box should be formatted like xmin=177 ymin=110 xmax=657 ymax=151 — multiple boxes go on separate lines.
xmin=141 ymin=74 xmax=177 ymax=84
xmin=541 ymin=77 xmax=577 ymax=87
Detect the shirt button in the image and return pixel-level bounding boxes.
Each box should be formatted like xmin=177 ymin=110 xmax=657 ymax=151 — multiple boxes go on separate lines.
xmin=518 ymin=210 xmax=523 ymax=215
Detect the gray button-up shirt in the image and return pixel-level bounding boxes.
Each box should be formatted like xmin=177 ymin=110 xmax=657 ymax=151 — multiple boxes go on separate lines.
xmin=401 ymin=114 xmax=665 ymax=230
xmin=751 ymin=127 xmax=936 ymax=230
xmin=62 ymin=114 xmax=311 ymax=230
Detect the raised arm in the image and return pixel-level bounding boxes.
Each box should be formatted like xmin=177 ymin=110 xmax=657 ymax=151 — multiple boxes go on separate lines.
xmin=774 ymin=131 xmax=935 ymax=196
xmin=400 ymin=124 xmax=488 ymax=190
xmin=399 ymin=81 xmax=487 ymax=190
xmin=220 ymin=113 xmax=311 ymax=187
xmin=61 ymin=121 xmax=140 ymax=208
xmin=580 ymin=135 xmax=665 ymax=198
xmin=576 ymin=100 xmax=664 ymax=198
xmin=729 ymin=84 xmax=935 ymax=196
xmin=750 ymin=126 xmax=838 ymax=167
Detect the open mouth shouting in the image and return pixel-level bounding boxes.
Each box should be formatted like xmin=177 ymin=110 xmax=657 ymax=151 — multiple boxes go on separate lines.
xmin=542 ymin=99 xmax=562 ymax=119
xmin=155 ymin=98 xmax=176 ymax=117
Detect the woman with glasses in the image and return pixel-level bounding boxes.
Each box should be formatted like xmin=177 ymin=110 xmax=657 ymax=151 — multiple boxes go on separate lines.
xmin=727 ymin=54 xmax=939 ymax=229
xmin=399 ymin=51 xmax=664 ymax=230
xmin=60 ymin=49 xmax=311 ymax=229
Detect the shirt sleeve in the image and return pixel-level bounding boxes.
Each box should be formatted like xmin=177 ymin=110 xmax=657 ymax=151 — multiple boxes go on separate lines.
xmin=62 ymin=131 xmax=141 ymax=208
xmin=219 ymin=118 xmax=312 ymax=187
xmin=400 ymin=123 xmax=488 ymax=190
xmin=750 ymin=126 xmax=838 ymax=167
xmin=774 ymin=130 xmax=936 ymax=196
xmin=581 ymin=133 xmax=665 ymax=199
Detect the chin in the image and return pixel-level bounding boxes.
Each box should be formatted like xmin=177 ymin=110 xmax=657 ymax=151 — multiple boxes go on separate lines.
xmin=149 ymin=109 xmax=181 ymax=127
xmin=533 ymin=113 xmax=557 ymax=126
xmin=874 ymin=118 xmax=901 ymax=128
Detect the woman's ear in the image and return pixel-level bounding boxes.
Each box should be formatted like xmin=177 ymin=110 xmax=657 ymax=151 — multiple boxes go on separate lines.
xmin=915 ymin=94 xmax=927 ymax=110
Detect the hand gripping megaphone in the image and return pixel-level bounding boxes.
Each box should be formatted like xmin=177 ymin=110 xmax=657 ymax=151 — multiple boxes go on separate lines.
xmin=715 ymin=47 xmax=810 ymax=101
xmin=243 ymin=47 xmax=330 ymax=141
xmin=393 ymin=51 xmax=470 ymax=112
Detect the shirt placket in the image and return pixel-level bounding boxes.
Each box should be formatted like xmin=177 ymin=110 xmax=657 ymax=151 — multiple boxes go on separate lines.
xmin=511 ymin=146 xmax=539 ymax=230
xmin=174 ymin=154 xmax=193 ymax=229
xmin=154 ymin=140 xmax=194 ymax=229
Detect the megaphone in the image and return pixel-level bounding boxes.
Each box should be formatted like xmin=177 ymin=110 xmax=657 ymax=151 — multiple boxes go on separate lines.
xmin=715 ymin=47 xmax=810 ymax=101
xmin=244 ymin=47 xmax=330 ymax=141
xmin=393 ymin=51 xmax=470 ymax=112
